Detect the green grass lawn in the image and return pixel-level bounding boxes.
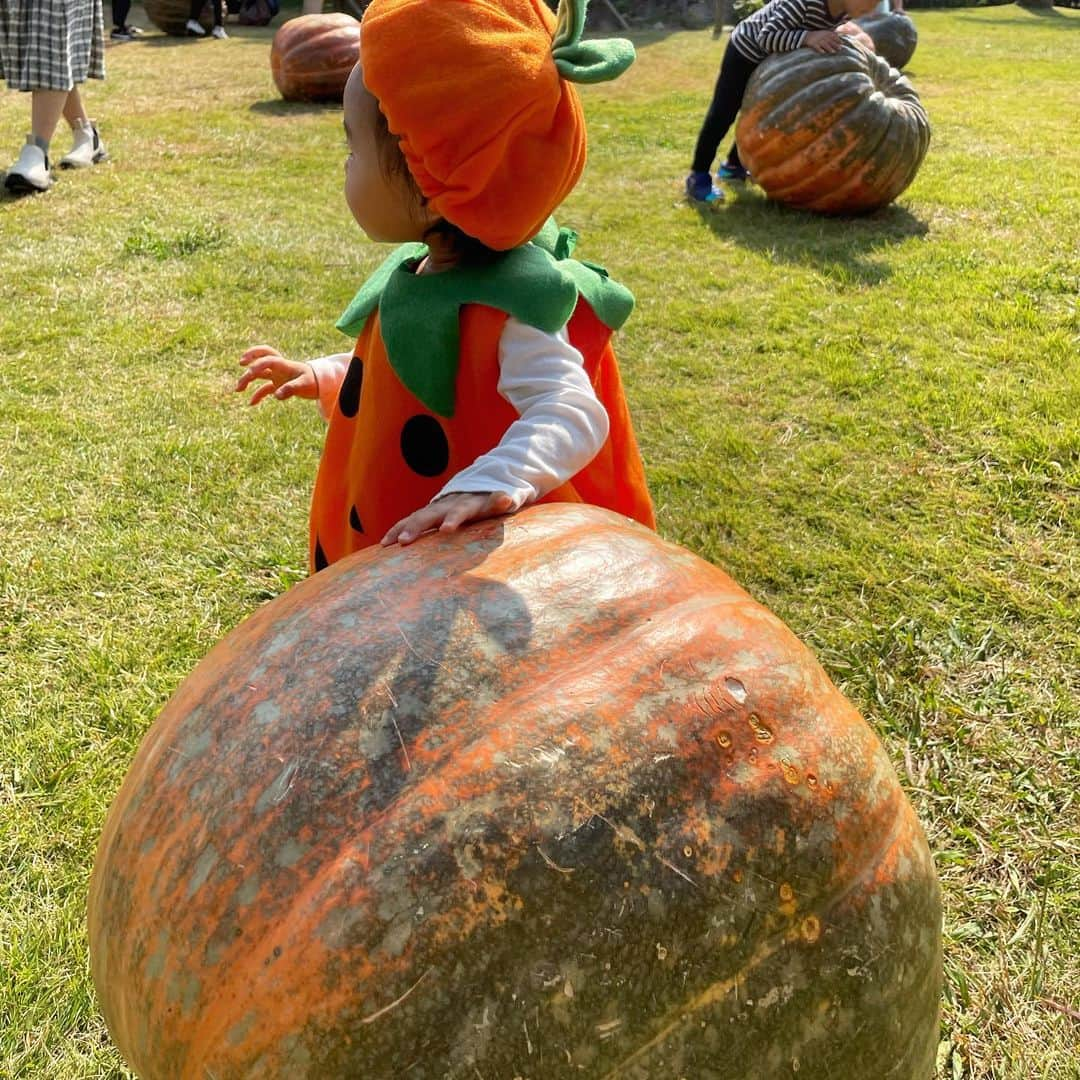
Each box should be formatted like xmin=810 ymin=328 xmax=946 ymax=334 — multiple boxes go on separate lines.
xmin=1 ymin=3 xmax=1077 ymax=1076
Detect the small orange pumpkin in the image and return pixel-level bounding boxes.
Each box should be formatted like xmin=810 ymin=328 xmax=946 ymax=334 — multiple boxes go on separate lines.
xmin=270 ymin=13 xmax=361 ymax=104
xmin=88 ymin=504 xmax=941 ymax=1078
xmin=144 ymin=0 xmax=221 ymax=35
xmin=736 ymin=42 xmax=930 ymax=215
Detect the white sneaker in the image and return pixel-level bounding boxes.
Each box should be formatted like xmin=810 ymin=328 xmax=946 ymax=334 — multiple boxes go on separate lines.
xmin=4 ymin=138 xmax=52 ymax=193
xmin=210 ymin=24 xmax=228 ymax=38
xmin=185 ymin=18 xmax=206 ymax=35
xmin=60 ymin=120 xmax=109 ymax=169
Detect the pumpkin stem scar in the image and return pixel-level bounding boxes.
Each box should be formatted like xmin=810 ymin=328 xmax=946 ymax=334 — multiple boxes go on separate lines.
xmin=359 ymin=968 xmax=433 ymax=1024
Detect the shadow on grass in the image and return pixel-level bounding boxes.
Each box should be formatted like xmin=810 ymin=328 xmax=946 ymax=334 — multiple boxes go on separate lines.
xmin=249 ymin=97 xmax=342 ymax=116
xmin=695 ymin=186 xmax=929 ymax=284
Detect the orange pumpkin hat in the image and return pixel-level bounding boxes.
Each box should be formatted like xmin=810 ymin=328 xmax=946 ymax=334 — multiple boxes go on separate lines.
xmin=359 ymin=0 xmax=634 ymax=251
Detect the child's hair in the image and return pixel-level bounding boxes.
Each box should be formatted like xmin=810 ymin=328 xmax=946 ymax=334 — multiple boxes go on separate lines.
xmin=372 ymin=103 xmax=501 ymax=269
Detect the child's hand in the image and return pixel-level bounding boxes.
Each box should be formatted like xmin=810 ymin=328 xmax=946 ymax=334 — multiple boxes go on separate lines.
xmin=381 ymin=492 xmax=515 ymax=547
xmin=837 ymin=22 xmax=875 ymax=50
xmin=236 ymin=346 xmax=318 ymax=406
xmin=804 ymin=29 xmax=845 ymax=53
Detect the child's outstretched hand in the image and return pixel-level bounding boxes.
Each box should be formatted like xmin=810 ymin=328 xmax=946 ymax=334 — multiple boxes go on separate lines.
xmin=804 ymin=29 xmax=845 ymax=53
xmin=236 ymin=346 xmax=318 ymax=406
xmin=381 ymin=492 xmax=515 ymax=547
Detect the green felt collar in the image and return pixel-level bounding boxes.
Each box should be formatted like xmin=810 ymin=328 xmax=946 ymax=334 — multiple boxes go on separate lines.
xmin=335 ymin=224 xmax=634 ymax=418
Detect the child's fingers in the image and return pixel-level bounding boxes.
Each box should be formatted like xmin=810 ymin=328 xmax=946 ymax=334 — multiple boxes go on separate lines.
xmin=248 ymin=382 xmax=277 ymax=407
xmin=235 ymin=362 xmax=278 ymax=392
xmin=239 ymin=345 xmax=282 ymax=366
xmin=437 ymin=493 xmax=514 ymax=532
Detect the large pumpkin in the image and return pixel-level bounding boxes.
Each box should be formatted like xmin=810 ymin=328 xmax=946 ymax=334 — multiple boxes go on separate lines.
xmin=735 ymin=41 xmax=930 ymax=215
xmin=270 ymin=13 xmax=361 ymax=104
xmin=88 ymin=504 xmax=941 ymax=1079
xmin=144 ymin=0 xmax=220 ymax=35
xmin=855 ymin=12 xmax=919 ymax=70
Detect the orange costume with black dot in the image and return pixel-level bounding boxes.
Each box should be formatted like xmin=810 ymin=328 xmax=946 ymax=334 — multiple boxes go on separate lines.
xmin=308 ymin=238 xmax=655 ymax=571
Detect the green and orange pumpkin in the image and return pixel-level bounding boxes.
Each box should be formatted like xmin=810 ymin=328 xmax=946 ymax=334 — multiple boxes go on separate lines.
xmin=144 ymin=0 xmax=221 ymax=35
xmin=270 ymin=13 xmax=361 ymax=104
xmin=88 ymin=504 xmax=941 ymax=1078
xmin=735 ymin=41 xmax=930 ymax=215
xmin=855 ymin=12 xmax=919 ymax=71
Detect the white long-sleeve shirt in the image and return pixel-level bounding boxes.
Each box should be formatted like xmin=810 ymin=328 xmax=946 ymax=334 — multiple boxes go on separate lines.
xmin=308 ymin=317 xmax=609 ymax=512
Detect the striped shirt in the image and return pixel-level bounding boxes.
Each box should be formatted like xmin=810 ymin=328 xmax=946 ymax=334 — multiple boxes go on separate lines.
xmin=731 ymin=0 xmax=845 ymax=62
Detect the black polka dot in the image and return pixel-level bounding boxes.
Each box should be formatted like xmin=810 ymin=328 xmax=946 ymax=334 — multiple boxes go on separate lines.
xmin=349 ymin=506 xmax=364 ymax=533
xmin=400 ymin=415 xmax=449 ymax=477
xmin=313 ymin=538 xmax=328 ymax=572
xmin=337 ymin=357 xmax=364 ymax=418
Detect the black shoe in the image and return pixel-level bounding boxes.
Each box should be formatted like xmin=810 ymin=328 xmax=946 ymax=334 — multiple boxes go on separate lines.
xmin=111 ymin=25 xmax=143 ymax=41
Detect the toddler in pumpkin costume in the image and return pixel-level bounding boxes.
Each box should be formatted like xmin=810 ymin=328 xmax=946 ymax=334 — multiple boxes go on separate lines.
xmin=237 ymin=0 xmax=654 ymax=571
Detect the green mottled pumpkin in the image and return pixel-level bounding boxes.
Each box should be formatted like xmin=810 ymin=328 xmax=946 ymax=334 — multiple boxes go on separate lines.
xmin=88 ymin=504 xmax=941 ymax=1079
xmin=143 ymin=0 xmax=220 ymax=35
xmin=735 ymin=41 xmax=930 ymax=215
xmin=270 ymin=13 xmax=361 ymax=104
xmin=855 ymin=12 xmax=919 ymax=70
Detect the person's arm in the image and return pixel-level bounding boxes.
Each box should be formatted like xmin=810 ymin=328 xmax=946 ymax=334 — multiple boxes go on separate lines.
xmin=235 ymin=346 xmax=350 ymax=417
xmin=307 ymin=353 xmax=353 ymax=419
xmin=756 ymin=0 xmax=820 ymax=52
xmin=436 ymin=318 xmax=609 ymax=508
xmin=381 ymin=318 xmax=609 ymax=544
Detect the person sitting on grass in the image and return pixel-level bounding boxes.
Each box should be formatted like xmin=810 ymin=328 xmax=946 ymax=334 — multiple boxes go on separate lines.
xmin=234 ymin=0 xmax=654 ymax=567
xmin=686 ymin=0 xmax=883 ymax=204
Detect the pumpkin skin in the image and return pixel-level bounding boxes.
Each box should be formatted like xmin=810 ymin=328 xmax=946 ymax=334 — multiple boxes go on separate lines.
xmin=270 ymin=13 xmax=361 ymax=104
xmin=855 ymin=12 xmax=919 ymax=71
xmin=88 ymin=504 xmax=941 ymax=1079
xmin=144 ymin=0 xmax=220 ymax=35
xmin=735 ymin=41 xmax=930 ymax=215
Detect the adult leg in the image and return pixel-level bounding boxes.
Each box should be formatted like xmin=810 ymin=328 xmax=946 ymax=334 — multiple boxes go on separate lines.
xmin=30 ymin=90 xmax=70 ymax=149
xmin=690 ymin=44 xmax=758 ymax=175
xmin=62 ymin=88 xmax=90 ymax=129
xmin=112 ymin=0 xmax=132 ymax=28
xmin=5 ymin=90 xmax=68 ymax=192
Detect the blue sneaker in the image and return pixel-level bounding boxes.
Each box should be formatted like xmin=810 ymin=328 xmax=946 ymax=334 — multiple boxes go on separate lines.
xmin=685 ymin=171 xmax=723 ymax=203
xmin=718 ymin=162 xmax=749 ymax=182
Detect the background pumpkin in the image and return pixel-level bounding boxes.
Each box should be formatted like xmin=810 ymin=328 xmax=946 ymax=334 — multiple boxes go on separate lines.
xmin=143 ymin=0 xmax=221 ymax=35
xmin=88 ymin=504 xmax=941 ymax=1079
xmin=855 ymin=12 xmax=919 ymax=70
xmin=735 ymin=41 xmax=930 ymax=215
xmin=270 ymin=13 xmax=361 ymax=104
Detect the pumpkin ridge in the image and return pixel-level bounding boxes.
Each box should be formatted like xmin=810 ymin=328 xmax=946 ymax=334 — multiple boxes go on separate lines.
xmin=783 ymin=105 xmax=897 ymax=210
xmin=755 ymin=92 xmax=881 ymax=194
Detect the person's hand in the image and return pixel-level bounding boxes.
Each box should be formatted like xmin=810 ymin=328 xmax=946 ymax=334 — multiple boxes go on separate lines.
xmin=804 ymin=29 xmax=845 ymax=53
xmin=236 ymin=345 xmax=318 ymax=406
xmin=837 ymin=22 xmax=875 ymax=50
xmin=381 ymin=492 xmax=515 ymax=547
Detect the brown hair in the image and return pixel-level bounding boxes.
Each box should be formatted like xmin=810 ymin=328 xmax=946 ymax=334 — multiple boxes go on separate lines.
xmin=372 ymin=105 xmax=500 ymax=267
